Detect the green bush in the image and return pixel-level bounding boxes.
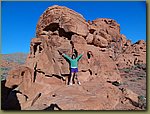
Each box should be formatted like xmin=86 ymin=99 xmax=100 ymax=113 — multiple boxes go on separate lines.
xmin=0 ymin=67 xmax=11 ymax=81
xmin=1 ymin=67 xmax=10 ymax=71
xmin=1 ymin=73 xmax=7 ymax=81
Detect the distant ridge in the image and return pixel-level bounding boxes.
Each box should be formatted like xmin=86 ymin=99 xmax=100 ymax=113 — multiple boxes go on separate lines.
xmin=1 ymin=53 xmax=28 ymax=64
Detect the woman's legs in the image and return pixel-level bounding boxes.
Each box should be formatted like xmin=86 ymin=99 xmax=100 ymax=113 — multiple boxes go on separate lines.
xmin=69 ymin=68 xmax=80 ymax=85
xmin=69 ymin=72 xmax=74 ymax=85
xmin=75 ymin=73 xmax=81 ymax=85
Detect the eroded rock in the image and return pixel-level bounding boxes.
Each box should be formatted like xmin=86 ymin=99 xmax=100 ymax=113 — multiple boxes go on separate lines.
xmin=3 ymin=5 xmax=146 ymax=110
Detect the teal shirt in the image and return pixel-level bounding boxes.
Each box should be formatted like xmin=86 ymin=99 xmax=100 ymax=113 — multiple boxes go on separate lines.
xmin=63 ymin=54 xmax=83 ymax=68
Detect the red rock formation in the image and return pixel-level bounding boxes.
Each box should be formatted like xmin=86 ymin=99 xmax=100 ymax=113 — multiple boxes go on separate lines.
xmin=116 ymin=40 xmax=146 ymax=69
xmin=36 ymin=5 xmax=89 ymax=37
xmin=3 ymin=5 xmax=146 ymax=110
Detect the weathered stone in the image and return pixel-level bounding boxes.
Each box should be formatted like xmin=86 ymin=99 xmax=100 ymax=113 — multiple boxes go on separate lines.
xmin=121 ymin=88 xmax=139 ymax=107
xmin=92 ymin=18 xmax=121 ymax=42
xmin=36 ymin=5 xmax=89 ymax=37
xmin=71 ymin=34 xmax=87 ymax=44
xmin=93 ymin=35 xmax=108 ymax=48
xmin=125 ymin=40 xmax=131 ymax=46
xmin=3 ymin=5 xmax=146 ymax=110
xmin=86 ymin=33 xmax=94 ymax=44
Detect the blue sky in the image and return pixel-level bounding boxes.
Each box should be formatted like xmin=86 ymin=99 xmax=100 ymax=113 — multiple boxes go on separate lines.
xmin=1 ymin=1 xmax=146 ymax=54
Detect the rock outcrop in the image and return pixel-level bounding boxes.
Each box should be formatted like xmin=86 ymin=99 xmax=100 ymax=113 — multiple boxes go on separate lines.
xmin=3 ymin=5 xmax=146 ymax=110
xmin=116 ymin=40 xmax=146 ymax=69
xmin=36 ymin=5 xmax=89 ymax=37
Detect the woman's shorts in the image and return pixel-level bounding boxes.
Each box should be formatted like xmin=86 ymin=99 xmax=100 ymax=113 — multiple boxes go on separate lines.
xmin=71 ymin=68 xmax=78 ymax=73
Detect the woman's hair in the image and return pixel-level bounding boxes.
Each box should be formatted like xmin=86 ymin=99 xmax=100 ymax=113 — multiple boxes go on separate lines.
xmin=73 ymin=49 xmax=78 ymax=57
xmin=72 ymin=53 xmax=76 ymax=59
xmin=72 ymin=48 xmax=78 ymax=59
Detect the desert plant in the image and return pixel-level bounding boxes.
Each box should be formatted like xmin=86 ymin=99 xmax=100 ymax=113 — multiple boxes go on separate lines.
xmin=1 ymin=67 xmax=10 ymax=71
xmin=122 ymin=68 xmax=131 ymax=73
xmin=138 ymin=95 xmax=146 ymax=109
xmin=1 ymin=73 xmax=7 ymax=81
xmin=0 ymin=67 xmax=11 ymax=81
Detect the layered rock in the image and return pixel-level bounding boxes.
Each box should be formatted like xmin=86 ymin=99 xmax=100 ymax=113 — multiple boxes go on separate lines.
xmin=3 ymin=5 xmax=146 ymax=110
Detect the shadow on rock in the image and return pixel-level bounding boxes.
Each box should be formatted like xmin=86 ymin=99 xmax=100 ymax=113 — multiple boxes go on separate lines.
xmin=1 ymin=80 xmax=21 ymax=110
xmin=43 ymin=103 xmax=62 ymax=110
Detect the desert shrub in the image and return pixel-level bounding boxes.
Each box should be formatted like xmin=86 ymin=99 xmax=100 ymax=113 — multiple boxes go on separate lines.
xmin=1 ymin=73 xmax=7 ymax=81
xmin=122 ymin=68 xmax=131 ymax=73
xmin=138 ymin=95 xmax=146 ymax=109
xmin=0 ymin=67 xmax=11 ymax=81
xmin=1 ymin=67 xmax=10 ymax=71
xmin=134 ymin=63 xmax=146 ymax=70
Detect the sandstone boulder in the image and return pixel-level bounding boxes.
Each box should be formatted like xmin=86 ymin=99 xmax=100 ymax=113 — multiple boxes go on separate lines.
xmin=121 ymin=88 xmax=139 ymax=107
xmin=86 ymin=33 xmax=94 ymax=44
xmin=71 ymin=34 xmax=87 ymax=44
xmin=36 ymin=5 xmax=89 ymax=37
xmin=93 ymin=35 xmax=108 ymax=48
xmin=6 ymin=66 xmax=33 ymax=90
xmin=125 ymin=40 xmax=131 ymax=46
xmin=92 ymin=18 xmax=121 ymax=42
xmin=135 ymin=40 xmax=146 ymax=45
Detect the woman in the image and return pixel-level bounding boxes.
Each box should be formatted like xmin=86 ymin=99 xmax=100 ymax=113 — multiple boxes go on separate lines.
xmin=59 ymin=50 xmax=84 ymax=85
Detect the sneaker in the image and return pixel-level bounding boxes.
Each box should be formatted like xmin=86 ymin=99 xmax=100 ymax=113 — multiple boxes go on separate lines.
xmin=77 ymin=81 xmax=81 ymax=85
xmin=69 ymin=83 xmax=73 ymax=85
